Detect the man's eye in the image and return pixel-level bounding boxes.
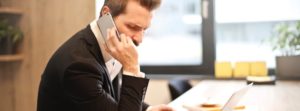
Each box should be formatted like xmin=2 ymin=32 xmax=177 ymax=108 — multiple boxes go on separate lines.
xmin=127 ymin=25 xmax=140 ymax=31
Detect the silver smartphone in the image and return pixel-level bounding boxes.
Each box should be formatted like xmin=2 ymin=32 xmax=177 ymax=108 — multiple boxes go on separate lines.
xmin=97 ymin=12 xmax=120 ymax=41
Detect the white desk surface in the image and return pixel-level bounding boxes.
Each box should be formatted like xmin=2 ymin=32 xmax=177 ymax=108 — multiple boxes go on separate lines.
xmin=168 ymin=80 xmax=300 ymax=111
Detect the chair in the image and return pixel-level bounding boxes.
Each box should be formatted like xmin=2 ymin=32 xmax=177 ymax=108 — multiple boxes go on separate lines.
xmin=168 ymin=78 xmax=192 ymax=100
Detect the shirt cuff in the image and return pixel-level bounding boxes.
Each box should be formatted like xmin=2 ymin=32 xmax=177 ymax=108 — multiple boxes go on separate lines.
xmin=123 ymin=70 xmax=145 ymax=78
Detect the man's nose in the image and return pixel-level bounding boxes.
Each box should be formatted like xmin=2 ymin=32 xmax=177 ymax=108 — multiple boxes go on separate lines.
xmin=132 ymin=30 xmax=144 ymax=44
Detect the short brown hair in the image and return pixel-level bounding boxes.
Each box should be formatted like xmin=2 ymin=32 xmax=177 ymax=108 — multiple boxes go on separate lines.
xmin=103 ymin=0 xmax=161 ymax=17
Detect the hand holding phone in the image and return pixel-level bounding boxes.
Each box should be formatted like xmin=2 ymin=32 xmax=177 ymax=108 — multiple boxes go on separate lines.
xmin=97 ymin=12 xmax=141 ymax=75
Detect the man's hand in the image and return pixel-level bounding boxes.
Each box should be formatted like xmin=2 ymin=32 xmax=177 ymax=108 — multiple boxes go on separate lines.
xmin=105 ymin=28 xmax=140 ymax=75
xmin=146 ymin=104 xmax=174 ymax=111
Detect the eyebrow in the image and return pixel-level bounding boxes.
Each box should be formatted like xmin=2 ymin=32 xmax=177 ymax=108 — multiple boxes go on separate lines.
xmin=128 ymin=22 xmax=149 ymax=30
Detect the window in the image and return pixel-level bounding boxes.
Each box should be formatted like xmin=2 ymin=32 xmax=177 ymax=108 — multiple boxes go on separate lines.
xmin=138 ymin=0 xmax=202 ymax=66
xmin=95 ymin=0 xmax=103 ymax=18
xmin=215 ymin=0 xmax=300 ymax=68
xmin=140 ymin=0 xmax=214 ymax=74
xmin=96 ymin=0 xmax=300 ymax=74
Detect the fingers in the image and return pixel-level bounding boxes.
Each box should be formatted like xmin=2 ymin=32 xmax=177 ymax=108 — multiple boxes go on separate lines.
xmin=108 ymin=27 xmax=134 ymax=47
xmin=126 ymin=36 xmax=136 ymax=47
xmin=106 ymin=28 xmax=123 ymax=53
xmin=106 ymin=28 xmax=136 ymax=53
xmin=120 ymin=33 xmax=128 ymax=45
xmin=107 ymin=28 xmax=120 ymax=46
xmin=148 ymin=104 xmax=174 ymax=111
xmin=159 ymin=105 xmax=174 ymax=111
xmin=161 ymin=107 xmax=174 ymax=111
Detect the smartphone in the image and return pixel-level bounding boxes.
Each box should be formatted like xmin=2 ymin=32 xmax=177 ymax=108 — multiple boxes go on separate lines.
xmin=97 ymin=12 xmax=120 ymax=41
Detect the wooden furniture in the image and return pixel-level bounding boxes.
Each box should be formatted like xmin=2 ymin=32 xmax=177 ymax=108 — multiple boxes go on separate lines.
xmin=0 ymin=54 xmax=23 ymax=61
xmin=0 ymin=7 xmax=22 ymax=14
xmin=168 ymin=80 xmax=300 ymax=111
xmin=0 ymin=1 xmax=94 ymax=111
xmin=0 ymin=7 xmax=23 ymax=62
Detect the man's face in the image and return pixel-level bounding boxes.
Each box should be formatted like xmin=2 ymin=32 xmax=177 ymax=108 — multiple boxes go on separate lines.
xmin=113 ymin=1 xmax=152 ymax=46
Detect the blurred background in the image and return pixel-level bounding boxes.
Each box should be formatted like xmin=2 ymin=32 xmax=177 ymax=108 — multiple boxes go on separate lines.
xmin=0 ymin=0 xmax=299 ymax=111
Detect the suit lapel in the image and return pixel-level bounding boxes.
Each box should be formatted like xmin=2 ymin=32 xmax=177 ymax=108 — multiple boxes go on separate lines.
xmin=81 ymin=25 xmax=117 ymax=100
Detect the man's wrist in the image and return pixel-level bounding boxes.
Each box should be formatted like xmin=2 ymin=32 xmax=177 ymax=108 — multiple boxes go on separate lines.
xmin=123 ymin=64 xmax=140 ymax=75
xmin=123 ymin=70 xmax=145 ymax=78
xmin=123 ymin=64 xmax=145 ymax=78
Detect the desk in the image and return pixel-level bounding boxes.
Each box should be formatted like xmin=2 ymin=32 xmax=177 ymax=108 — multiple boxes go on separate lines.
xmin=168 ymin=80 xmax=300 ymax=111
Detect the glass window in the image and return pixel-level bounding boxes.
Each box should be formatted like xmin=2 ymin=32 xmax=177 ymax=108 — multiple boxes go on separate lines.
xmin=95 ymin=0 xmax=103 ymax=19
xmin=138 ymin=0 xmax=202 ymax=66
xmin=215 ymin=0 xmax=300 ymax=68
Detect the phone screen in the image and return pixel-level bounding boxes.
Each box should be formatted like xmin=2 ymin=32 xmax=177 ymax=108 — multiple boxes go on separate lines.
xmin=97 ymin=13 xmax=120 ymax=41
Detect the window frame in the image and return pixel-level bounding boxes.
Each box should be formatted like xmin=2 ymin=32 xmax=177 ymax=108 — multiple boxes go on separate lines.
xmin=141 ymin=0 xmax=216 ymax=74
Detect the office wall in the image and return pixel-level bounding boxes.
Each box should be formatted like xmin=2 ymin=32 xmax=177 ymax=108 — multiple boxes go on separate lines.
xmin=0 ymin=0 xmax=95 ymax=111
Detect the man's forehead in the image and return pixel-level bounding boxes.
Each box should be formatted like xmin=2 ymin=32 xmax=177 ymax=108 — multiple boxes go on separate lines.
xmin=120 ymin=0 xmax=152 ymax=28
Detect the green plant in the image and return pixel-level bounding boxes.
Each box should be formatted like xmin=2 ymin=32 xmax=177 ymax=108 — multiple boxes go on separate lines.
xmin=269 ymin=21 xmax=300 ymax=56
xmin=0 ymin=19 xmax=23 ymax=44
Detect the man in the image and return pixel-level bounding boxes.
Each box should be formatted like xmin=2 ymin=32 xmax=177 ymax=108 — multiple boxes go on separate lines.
xmin=37 ymin=0 xmax=173 ymax=111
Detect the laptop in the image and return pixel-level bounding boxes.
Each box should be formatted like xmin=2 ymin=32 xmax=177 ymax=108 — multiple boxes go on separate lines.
xmin=182 ymin=83 xmax=253 ymax=111
xmin=221 ymin=83 xmax=253 ymax=111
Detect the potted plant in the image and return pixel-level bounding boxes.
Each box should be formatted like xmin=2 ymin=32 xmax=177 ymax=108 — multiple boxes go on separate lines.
xmin=0 ymin=19 xmax=23 ymax=54
xmin=269 ymin=21 xmax=300 ymax=79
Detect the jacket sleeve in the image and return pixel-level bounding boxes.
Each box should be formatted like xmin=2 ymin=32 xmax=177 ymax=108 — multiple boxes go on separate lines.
xmin=142 ymin=102 xmax=150 ymax=111
xmin=63 ymin=61 xmax=149 ymax=111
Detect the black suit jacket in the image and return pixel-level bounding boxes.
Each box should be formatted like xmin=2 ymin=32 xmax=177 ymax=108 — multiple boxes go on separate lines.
xmin=37 ymin=25 xmax=149 ymax=111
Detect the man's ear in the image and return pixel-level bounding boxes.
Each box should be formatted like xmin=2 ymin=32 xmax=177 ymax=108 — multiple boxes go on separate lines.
xmin=100 ymin=6 xmax=110 ymax=16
